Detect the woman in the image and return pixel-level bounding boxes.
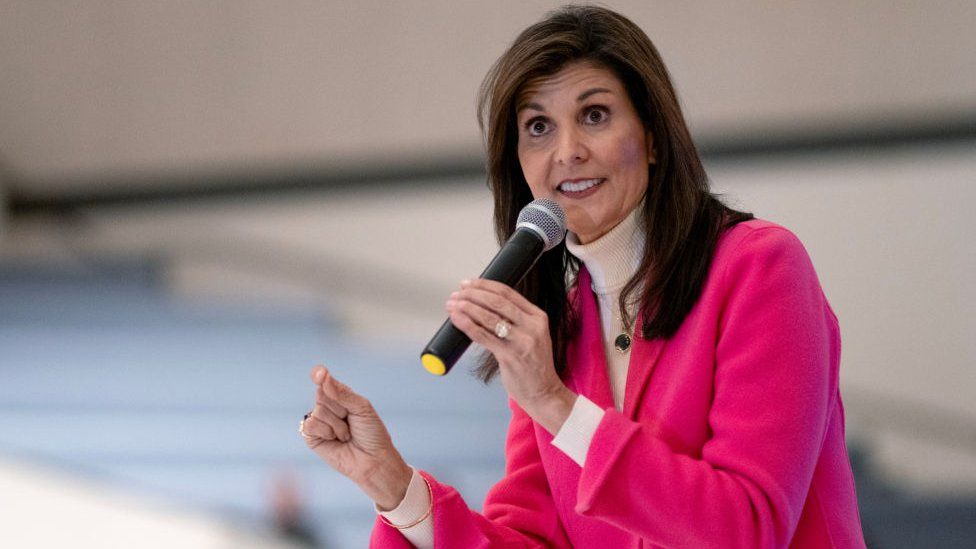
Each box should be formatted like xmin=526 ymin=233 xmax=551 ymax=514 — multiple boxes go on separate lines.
xmin=300 ymin=6 xmax=865 ymax=548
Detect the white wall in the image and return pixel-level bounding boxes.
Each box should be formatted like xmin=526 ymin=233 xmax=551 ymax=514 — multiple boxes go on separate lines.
xmin=1 ymin=1 xmax=974 ymax=192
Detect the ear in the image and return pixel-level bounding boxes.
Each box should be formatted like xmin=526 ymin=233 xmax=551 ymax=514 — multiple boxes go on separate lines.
xmin=646 ymin=131 xmax=657 ymax=165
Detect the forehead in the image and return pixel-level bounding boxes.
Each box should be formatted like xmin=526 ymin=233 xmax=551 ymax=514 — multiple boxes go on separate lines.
xmin=517 ymin=61 xmax=625 ymax=108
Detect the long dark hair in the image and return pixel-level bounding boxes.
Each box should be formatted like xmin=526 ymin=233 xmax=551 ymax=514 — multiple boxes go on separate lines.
xmin=475 ymin=5 xmax=752 ymax=382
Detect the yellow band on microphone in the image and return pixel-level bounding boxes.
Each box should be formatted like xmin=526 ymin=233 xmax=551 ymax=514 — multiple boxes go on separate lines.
xmin=421 ymin=354 xmax=446 ymax=376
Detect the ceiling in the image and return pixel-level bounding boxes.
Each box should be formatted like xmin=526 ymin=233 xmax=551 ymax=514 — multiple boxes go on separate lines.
xmin=1 ymin=0 xmax=974 ymax=196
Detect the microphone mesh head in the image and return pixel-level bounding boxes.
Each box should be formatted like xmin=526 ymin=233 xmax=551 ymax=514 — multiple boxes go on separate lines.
xmin=516 ymin=198 xmax=566 ymax=251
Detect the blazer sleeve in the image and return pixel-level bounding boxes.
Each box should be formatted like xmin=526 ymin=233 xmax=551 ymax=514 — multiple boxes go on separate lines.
xmin=573 ymin=226 xmax=839 ymax=548
xmin=370 ymin=398 xmax=572 ymax=548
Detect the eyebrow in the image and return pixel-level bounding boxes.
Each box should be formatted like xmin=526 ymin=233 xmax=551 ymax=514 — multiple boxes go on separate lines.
xmin=577 ymin=87 xmax=612 ymax=101
xmin=516 ymin=87 xmax=614 ymax=114
xmin=517 ymin=101 xmax=545 ymax=114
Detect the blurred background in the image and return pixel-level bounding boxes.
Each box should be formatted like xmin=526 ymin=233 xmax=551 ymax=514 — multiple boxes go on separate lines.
xmin=1 ymin=1 xmax=974 ymax=547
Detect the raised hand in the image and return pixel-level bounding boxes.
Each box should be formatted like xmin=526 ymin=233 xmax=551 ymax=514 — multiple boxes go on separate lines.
xmin=301 ymin=365 xmax=413 ymax=510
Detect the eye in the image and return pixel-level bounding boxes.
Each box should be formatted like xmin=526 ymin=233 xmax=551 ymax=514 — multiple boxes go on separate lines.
xmin=583 ymin=106 xmax=609 ymax=125
xmin=525 ymin=117 xmax=551 ymax=137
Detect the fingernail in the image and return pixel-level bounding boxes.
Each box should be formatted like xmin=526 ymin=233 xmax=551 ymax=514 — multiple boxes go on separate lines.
xmin=460 ymin=279 xmax=471 ymax=287
xmin=313 ymin=369 xmax=325 ymax=383
xmin=450 ymin=291 xmax=459 ymax=298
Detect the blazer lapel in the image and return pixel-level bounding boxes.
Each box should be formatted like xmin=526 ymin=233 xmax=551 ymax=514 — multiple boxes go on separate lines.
xmin=621 ymin=310 xmax=666 ymax=419
xmin=566 ymin=268 xmax=615 ymax=410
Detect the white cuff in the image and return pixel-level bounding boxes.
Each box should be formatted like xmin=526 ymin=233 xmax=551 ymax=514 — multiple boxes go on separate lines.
xmin=550 ymin=395 xmax=605 ymax=466
xmin=375 ymin=468 xmax=434 ymax=548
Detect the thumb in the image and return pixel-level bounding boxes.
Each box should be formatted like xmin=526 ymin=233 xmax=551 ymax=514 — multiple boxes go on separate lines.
xmin=321 ymin=371 xmax=372 ymax=414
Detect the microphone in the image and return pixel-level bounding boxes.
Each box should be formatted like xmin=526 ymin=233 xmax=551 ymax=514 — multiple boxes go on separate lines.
xmin=421 ymin=198 xmax=566 ymax=376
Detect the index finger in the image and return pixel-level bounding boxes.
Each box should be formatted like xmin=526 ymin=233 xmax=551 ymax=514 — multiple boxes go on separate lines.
xmin=461 ymin=278 xmax=536 ymax=316
xmin=316 ymin=385 xmax=348 ymax=419
xmin=310 ymin=365 xmax=329 ymax=384
xmin=310 ymin=365 xmax=348 ymax=416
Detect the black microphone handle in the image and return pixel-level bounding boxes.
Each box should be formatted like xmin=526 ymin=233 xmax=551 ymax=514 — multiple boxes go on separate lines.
xmin=480 ymin=228 xmax=547 ymax=285
xmin=421 ymin=229 xmax=546 ymax=375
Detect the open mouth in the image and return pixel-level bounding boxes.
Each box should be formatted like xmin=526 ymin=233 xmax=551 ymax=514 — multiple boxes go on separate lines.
xmin=557 ymin=178 xmax=604 ymax=197
xmin=557 ymin=178 xmax=605 ymax=197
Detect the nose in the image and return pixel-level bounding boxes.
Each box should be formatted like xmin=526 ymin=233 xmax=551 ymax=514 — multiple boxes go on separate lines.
xmin=554 ymin=126 xmax=588 ymax=165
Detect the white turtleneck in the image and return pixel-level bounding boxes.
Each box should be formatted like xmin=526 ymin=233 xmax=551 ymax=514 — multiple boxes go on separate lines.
xmin=378 ymin=205 xmax=645 ymax=544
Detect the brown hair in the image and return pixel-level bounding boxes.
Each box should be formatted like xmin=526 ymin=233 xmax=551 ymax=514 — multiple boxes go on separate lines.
xmin=475 ymin=5 xmax=752 ymax=381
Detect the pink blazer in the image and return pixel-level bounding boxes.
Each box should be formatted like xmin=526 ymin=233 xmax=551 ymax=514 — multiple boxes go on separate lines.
xmin=371 ymin=220 xmax=865 ymax=548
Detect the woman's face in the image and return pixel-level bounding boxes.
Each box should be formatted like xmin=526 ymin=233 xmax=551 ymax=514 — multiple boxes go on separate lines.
xmin=516 ymin=61 xmax=655 ymax=244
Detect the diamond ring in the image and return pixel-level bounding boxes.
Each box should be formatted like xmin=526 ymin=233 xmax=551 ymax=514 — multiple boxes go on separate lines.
xmin=494 ymin=320 xmax=511 ymax=339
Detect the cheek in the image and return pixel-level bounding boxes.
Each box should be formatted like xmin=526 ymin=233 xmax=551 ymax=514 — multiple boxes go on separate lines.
xmin=616 ymin=135 xmax=648 ymax=169
xmin=610 ymin=135 xmax=651 ymax=198
xmin=517 ymin=148 xmax=548 ymax=197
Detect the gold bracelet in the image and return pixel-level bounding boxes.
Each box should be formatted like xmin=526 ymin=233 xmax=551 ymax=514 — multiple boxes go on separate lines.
xmin=378 ymin=475 xmax=433 ymax=530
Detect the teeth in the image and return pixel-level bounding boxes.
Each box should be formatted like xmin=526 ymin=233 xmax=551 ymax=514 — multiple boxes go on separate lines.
xmin=559 ymin=179 xmax=601 ymax=192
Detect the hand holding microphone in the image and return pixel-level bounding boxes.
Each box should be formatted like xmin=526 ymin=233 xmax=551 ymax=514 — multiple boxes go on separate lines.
xmin=420 ymin=199 xmax=567 ymax=375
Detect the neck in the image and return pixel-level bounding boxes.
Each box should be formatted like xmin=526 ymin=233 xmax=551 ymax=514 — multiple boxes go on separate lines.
xmin=565 ymin=205 xmax=645 ymax=295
